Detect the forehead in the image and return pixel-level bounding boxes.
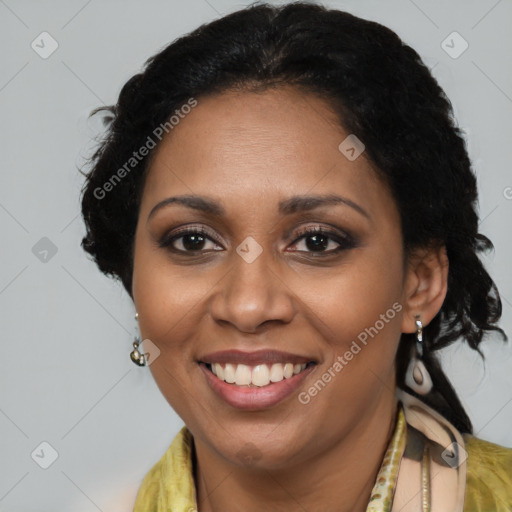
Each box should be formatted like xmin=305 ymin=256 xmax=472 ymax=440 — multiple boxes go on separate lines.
xmin=141 ymin=86 xmax=392 ymax=222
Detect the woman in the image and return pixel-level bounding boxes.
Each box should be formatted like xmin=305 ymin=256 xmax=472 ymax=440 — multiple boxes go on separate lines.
xmin=80 ymin=3 xmax=512 ymax=511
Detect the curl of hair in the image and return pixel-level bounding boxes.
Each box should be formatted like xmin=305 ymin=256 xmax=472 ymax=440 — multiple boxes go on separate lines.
xmin=80 ymin=2 xmax=507 ymax=433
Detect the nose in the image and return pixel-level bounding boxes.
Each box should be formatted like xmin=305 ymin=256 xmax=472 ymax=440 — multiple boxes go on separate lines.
xmin=209 ymin=245 xmax=296 ymax=333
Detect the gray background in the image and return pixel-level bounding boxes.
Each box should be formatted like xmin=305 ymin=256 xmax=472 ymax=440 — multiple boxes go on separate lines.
xmin=1 ymin=0 xmax=511 ymax=510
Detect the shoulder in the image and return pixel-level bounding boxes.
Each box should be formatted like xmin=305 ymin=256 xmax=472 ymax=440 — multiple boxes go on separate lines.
xmin=463 ymin=434 xmax=512 ymax=512
xmin=133 ymin=427 xmax=195 ymax=512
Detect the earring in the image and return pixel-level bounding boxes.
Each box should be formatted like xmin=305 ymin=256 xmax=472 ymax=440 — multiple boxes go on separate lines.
xmin=130 ymin=312 xmax=146 ymax=367
xmin=405 ymin=315 xmax=433 ymax=395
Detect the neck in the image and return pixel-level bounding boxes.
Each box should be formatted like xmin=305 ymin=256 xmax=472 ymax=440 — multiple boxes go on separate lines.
xmin=194 ymin=392 xmax=399 ymax=512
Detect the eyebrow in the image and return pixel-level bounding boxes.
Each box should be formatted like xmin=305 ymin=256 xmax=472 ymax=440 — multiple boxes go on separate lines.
xmin=147 ymin=193 xmax=370 ymax=222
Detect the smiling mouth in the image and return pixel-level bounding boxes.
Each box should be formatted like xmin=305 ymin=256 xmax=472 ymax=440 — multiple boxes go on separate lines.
xmin=202 ymin=361 xmax=316 ymax=388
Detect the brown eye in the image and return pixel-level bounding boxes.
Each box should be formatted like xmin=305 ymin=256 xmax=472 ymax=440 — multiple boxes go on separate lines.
xmin=159 ymin=226 xmax=223 ymax=253
xmin=289 ymin=226 xmax=356 ymax=254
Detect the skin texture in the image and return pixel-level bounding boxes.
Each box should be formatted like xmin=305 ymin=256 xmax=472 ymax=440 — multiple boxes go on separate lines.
xmin=132 ymin=86 xmax=448 ymax=512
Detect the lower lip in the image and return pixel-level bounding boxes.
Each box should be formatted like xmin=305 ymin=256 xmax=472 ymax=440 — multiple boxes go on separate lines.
xmin=200 ymin=364 xmax=315 ymax=410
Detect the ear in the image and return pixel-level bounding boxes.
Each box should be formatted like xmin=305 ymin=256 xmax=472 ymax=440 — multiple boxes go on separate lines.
xmin=401 ymin=244 xmax=449 ymax=334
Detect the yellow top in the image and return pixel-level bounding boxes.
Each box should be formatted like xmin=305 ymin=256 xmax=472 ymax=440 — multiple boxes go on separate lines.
xmin=134 ymin=427 xmax=196 ymax=512
xmin=462 ymin=434 xmax=512 ymax=511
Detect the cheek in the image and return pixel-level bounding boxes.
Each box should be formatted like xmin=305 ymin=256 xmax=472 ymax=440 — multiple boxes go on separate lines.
xmin=132 ymin=234 xmax=194 ymax=375
xmin=291 ymin=255 xmax=404 ymax=438
xmin=131 ymin=237 xmax=208 ymax=422
xmin=310 ymin=245 xmax=405 ymax=373
xmin=132 ymin=229 xmax=210 ymax=337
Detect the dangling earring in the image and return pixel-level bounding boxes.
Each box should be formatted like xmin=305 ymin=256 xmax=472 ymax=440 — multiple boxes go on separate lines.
xmin=405 ymin=315 xmax=433 ymax=394
xmin=130 ymin=312 xmax=146 ymax=367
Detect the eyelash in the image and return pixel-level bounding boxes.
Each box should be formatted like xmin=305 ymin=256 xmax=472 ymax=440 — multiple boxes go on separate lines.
xmin=159 ymin=225 xmax=356 ymax=256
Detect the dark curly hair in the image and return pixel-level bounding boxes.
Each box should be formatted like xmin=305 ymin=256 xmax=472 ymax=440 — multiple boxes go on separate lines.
xmin=80 ymin=2 xmax=507 ymax=433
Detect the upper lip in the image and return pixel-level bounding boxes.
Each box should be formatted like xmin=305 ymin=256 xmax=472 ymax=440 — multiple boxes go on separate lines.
xmin=199 ymin=349 xmax=315 ymax=366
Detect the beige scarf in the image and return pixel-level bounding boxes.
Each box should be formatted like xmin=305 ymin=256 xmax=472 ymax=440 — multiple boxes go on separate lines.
xmin=391 ymin=389 xmax=466 ymax=511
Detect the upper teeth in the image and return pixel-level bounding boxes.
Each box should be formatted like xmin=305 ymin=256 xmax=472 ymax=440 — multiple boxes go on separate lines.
xmin=210 ymin=363 xmax=307 ymax=387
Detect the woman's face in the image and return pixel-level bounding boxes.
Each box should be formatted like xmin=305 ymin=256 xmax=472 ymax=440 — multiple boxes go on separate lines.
xmin=132 ymin=86 xmax=409 ymax=469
